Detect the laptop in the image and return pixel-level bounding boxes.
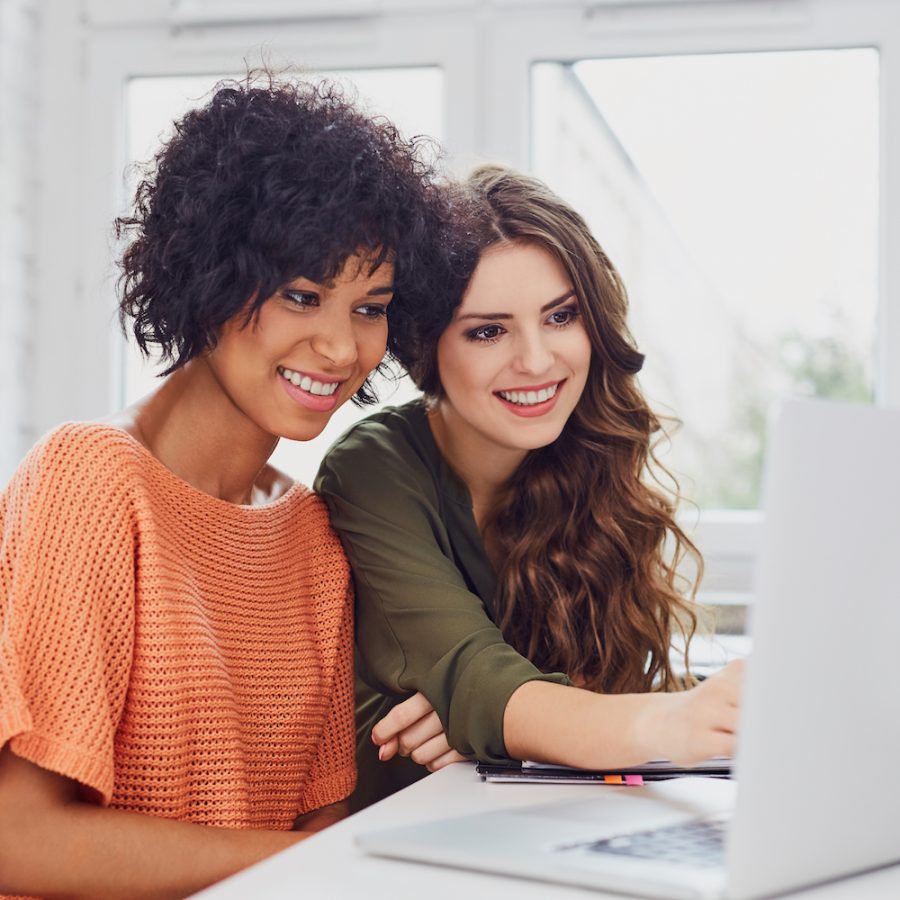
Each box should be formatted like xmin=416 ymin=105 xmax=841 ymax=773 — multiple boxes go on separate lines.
xmin=356 ymin=398 xmax=900 ymax=899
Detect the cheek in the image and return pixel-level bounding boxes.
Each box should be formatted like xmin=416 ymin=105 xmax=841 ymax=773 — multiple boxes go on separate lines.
xmin=358 ymin=323 xmax=389 ymax=370
xmin=568 ymin=327 xmax=593 ymax=376
xmin=208 ymin=325 xmax=261 ymax=376
xmin=437 ymin=339 xmax=483 ymax=401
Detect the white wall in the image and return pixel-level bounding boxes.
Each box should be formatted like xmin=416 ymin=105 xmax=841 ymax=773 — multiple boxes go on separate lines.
xmin=0 ymin=0 xmax=40 ymax=483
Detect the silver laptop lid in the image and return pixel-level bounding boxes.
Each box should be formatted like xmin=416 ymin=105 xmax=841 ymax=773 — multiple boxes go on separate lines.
xmin=727 ymin=398 xmax=900 ymax=898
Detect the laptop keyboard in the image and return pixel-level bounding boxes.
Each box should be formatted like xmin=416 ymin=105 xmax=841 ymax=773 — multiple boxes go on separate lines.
xmin=568 ymin=817 xmax=728 ymax=868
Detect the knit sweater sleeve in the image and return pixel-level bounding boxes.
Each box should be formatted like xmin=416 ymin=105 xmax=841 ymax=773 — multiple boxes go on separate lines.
xmin=296 ymin=581 xmax=357 ymax=814
xmin=0 ymin=425 xmax=136 ymax=804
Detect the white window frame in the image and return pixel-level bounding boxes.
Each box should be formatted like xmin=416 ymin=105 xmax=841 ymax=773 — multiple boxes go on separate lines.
xmin=34 ymin=0 xmax=900 ymax=611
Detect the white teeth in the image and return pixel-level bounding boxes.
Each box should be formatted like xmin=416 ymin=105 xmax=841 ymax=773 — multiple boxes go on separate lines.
xmin=499 ymin=383 xmax=560 ymax=406
xmin=279 ymin=367 xmax=340 ymax=396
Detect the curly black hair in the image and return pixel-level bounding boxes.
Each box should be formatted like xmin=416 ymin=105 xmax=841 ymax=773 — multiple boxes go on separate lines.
xmin=116 ymin=71 xmax=457 ymax=403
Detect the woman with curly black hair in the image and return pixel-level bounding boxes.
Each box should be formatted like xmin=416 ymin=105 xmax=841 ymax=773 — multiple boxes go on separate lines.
xmin=0 ymin=74 xmax=452 ymax=897
xmin=317 ymin=165 xmax=743 ymax=810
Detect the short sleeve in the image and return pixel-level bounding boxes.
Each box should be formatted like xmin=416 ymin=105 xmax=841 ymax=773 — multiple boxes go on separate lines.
xmin=316 ymin=417 xmax=568 ymax=763
xmin=296 ymin=587 xmax=357 ymax=814
xmin=0 ymin=426 xmax=136 ymax=803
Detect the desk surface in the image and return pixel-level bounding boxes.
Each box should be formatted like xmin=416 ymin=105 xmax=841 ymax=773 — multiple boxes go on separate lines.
xmin=194 ymin=763 xmax=900 ymax=900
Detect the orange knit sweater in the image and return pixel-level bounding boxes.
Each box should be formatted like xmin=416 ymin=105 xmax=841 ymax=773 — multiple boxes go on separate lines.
xmin=0 ymin=424 xmax=356 ymax=840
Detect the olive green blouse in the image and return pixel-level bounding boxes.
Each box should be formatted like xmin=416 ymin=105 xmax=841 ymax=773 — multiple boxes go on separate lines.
xmin=315 ymin=399 xmax=569 ymax=809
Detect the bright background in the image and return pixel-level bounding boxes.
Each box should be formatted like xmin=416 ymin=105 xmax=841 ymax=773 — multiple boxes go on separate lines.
xmin=3 ymin=0 xmax=899 ymax=638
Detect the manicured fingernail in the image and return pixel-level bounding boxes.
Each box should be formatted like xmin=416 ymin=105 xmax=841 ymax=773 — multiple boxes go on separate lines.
xmin=378 ymin=745 xmax=386 ymax=761
xmin=371 ymin=732 xmax=378 ymax=744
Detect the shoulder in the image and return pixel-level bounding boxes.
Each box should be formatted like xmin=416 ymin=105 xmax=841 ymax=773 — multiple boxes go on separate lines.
xmin=1 ymin=426 xmax=142 ymax=595
xmin=1 ymin=425 xmax=146 ymax=547
xmin=317 ymin=399 xmax=435 ymax=493
xmin=327 ymin=399 xmax=429 ymax=457
xmin=315 ymin=401 xmax=439 ymax=503
xmin=12 ymin=422 xmax=144 ymax=497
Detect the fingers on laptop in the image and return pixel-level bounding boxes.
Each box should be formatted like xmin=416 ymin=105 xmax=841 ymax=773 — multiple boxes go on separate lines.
xmin=659 ymin=661 xmax=744 ymax=764
xmin=698 ymin=660 xmax=744 ymax=757
xmin=717 ymin=658 xmax=746 ymax=697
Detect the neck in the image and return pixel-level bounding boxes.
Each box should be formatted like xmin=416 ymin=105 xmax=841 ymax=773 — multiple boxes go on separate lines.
xmin=428 ymin=400 xmax=527 ymax=524
xmin=123 ymin=360 xmax=280 ymax=505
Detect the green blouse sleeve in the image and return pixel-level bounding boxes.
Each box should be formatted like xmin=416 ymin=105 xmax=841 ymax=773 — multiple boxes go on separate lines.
xmin=315 ymin=416 xmax=568 ymax=764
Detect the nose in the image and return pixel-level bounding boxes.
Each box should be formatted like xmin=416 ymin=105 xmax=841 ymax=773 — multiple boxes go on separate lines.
xmin=309 ymin=309 xmax=358 ymax=370
xmin=513 ymin=328 xmax=554 ymax=376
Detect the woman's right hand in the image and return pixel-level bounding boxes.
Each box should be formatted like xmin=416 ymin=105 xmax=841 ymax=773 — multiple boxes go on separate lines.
xmin=645 ymin=658 xmax=745 ymax=766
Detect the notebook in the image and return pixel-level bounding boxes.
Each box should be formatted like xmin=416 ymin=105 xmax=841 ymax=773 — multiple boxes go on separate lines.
xmin=356 ymin=398 xmax=900 ymax=899
xmin=475 ymin=757 xmax=731 ymax=784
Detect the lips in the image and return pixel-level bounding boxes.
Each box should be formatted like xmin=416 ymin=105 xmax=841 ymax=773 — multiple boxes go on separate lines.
xmin=494 ymin=379 xmax=565 ymax=418
xmin=277 ymin=366 xmax=344 ymax=413
xmin=278 ymin=366 xmax=341 ymax=396
xmin=496 ymin=380 xmax=562 ymax=407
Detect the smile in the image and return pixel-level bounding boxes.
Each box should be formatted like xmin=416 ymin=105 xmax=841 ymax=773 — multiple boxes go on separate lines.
xmin=494 ymin=380 xmax=566 ymax=419
xmin=278 ymin=367 xmax=341 ymax=396
xmin=277 ymin=366 xmax=344 ymax=413
xmin=496 ymin=381 xmax=562 ymax=407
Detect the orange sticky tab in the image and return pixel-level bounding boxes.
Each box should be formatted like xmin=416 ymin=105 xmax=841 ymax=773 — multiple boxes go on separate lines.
xmin=624 ymin=775 xmax=644 ymax=786
xmin=603 ymin=775 xmax=624 ymax=784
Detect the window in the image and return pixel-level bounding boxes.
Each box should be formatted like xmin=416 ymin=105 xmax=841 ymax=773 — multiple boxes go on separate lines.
xmin=533 ymin=49 xmax=879 ymax=511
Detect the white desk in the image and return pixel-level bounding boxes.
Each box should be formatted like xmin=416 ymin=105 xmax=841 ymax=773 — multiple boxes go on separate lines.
xmin=194 ymin=763 xmax=900 ymax=899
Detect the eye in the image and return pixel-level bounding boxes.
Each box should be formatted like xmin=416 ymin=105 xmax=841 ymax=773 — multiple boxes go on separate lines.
xmin=465 ymin=324 xmax=506 ymax=344
xmin=283 ymin=290 xmax=319 ymax=310
xmin=547 ymin=306 xmax=580 ymax=328
xmin=356 ymin=303 xmax=389 ymax=321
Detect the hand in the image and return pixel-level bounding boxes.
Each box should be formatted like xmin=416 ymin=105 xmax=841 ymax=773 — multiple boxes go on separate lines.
xmin=371 ymin=692 xmax=467 ymax=772
xmin=647 ymin=658 xmax=745 ymax=766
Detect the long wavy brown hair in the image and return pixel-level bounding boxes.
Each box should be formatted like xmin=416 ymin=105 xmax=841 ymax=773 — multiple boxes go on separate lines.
xmin=398 ymin=165 xmax=705 ymax=693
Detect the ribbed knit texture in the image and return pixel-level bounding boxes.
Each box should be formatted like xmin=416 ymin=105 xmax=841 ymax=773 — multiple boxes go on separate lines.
xmin=0 ymin=423 xmax=356 ymax=840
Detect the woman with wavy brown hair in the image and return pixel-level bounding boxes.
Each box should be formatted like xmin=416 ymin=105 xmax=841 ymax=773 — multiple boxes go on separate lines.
xmin=316 ymin=165 xmax=742 ymax=811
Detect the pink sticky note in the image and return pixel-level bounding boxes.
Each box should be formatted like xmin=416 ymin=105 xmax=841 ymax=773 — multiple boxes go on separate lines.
xmin=624 ymin=775 xmax=644 ymax=786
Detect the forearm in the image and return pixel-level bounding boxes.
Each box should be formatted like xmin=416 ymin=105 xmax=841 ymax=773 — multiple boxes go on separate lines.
xmin=1 ymin=793 xmax=303 ymax=899
xmin=293 ymin=799 xmax=349 ymax=834
xmin=503 ymin=662 xmax=742 ymax=768
xmin=503 ymin=680 xmax=668 ymax=769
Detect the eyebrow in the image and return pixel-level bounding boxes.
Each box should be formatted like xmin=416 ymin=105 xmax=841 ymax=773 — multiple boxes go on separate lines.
xmin=367 ymin=286 xmax=395 ymax=297
xmin=457 ymin=289 xmax=575 ymax=321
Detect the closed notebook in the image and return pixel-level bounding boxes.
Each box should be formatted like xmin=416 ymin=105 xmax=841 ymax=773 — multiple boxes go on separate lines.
xmin=476 ymin=758 xmax=732 ymax=784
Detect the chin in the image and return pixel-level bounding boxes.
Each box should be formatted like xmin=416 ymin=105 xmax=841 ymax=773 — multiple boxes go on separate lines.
xmin=263 ymin=411 xmax=330 ymax=443
xmin=281 ymin=423 xmax=330 ymax=442
xmin=500 ymin=427 xmax=566 ymax=453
